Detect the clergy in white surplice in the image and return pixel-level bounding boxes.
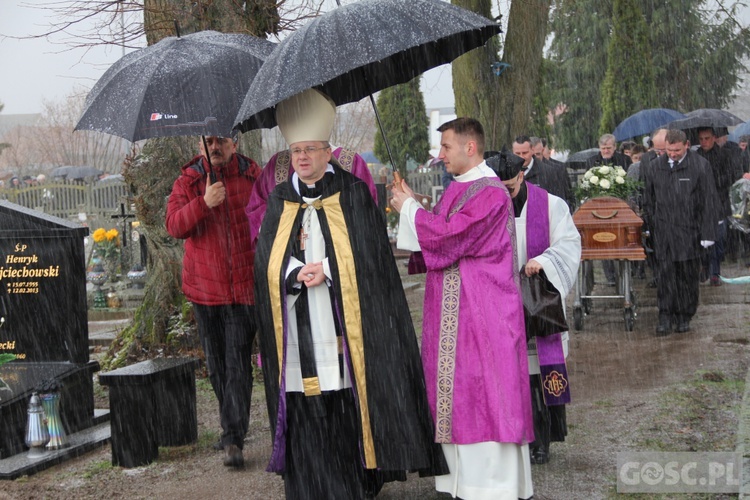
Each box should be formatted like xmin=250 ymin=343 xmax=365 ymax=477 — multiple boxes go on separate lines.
xmin=489 ymin=149 xmax=581 ymax=466
xmin=393 ymin=119 xmax=534 ymax=500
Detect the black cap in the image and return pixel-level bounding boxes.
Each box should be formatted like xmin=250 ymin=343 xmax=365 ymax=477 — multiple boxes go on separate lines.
xmin=486 ymin=149 xmax=525 ymax=180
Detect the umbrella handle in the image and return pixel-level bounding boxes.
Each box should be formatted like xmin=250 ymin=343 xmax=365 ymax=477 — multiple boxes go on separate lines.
xmin=393 ymin=171 xmax=403 ymax=190
xmin=201 ymin=135 xmax=217 ymax=184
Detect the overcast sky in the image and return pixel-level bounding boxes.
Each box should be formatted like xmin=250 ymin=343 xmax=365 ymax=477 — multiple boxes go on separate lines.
xmin=0 ymin=0 xmax=457 ymax=116
xmin=4 ymin=1 xmax=744 ymax=118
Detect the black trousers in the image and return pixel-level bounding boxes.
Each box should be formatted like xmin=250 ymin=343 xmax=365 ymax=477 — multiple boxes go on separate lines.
xmin=529 ymin=375 xmax=567 ymax=452
xmin=655 ymin=257 xmax=700 ymax=319
xmin=192 ymin=303 xmax=255 ymax=449
xmin=284 ymin=391 xmax=385 ymax=500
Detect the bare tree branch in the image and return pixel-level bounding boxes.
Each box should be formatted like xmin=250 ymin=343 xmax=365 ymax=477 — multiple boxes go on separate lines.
xmin=11 ymin=0 xmax=331 ymax=53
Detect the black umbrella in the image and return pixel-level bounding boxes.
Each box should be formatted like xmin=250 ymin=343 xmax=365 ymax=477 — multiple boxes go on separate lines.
xmin=75 ymin=30 xmax=275 ymax=142
xmin=50 ymin=165 xmax=104 ymax=180
xmin=565 ymin=148 xmax=599 ymax=166
xmin=667 ymin=108 xmax=744 ymax=130
xmin=233 ymin=0 xmax=501 ymax=170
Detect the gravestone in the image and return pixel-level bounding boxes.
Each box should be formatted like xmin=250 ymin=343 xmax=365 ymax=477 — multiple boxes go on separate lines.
xmin=0 ymin=200 xmax=100 ymax=459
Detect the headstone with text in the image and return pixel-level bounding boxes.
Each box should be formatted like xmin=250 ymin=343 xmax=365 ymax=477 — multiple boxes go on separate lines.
xmin=0 ymin=200 xmax=100 ymax=459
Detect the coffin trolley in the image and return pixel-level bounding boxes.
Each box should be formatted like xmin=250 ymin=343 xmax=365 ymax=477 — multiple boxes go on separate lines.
xmin=572 ymin=197 xmax=646 ymax=331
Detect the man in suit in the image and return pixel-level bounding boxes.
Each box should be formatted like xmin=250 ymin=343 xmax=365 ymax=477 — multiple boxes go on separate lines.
xmin=696 ymin=127 xmax=742 ymax=286
xmin=637 ymin=128 xmax=668 ymax=288
xmin=514 ymin=135 xmax=574 ymax=212
xmin=642 ymin=129 xmax=718 ymax=335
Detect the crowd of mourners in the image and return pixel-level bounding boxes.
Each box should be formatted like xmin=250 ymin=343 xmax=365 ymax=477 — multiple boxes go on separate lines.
xmin=160 ymin=88 xmax=750 ymax=499
xmin=581 ymin=128 xmax=750 ymax=336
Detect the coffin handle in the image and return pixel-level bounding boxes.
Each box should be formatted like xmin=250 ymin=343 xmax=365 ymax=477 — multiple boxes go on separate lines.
xmin=592 ymin=210 xmax=618 ymax=219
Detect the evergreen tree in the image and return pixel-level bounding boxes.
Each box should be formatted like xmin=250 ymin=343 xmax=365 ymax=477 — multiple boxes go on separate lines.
xmin=373 ymin=77 xmax=430 ymax=180
xmin=646 ymin=0 xmax=748 ymax=111
xmin=529 ymin=58 xmax=555 ymax=142
xmin=547 ymin=0 xmax=614 ymax=152
xmin=598 ymin=0 xmax=656 ymax=136
xmin=548 ymin=0 xmax=749 ymax=152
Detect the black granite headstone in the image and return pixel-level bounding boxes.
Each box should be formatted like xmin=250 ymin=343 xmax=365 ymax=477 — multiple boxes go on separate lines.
xmin=0 ymin=200 xmax=99 ymax=459
xmin=0 ymin=200 xmax=89 ymax=363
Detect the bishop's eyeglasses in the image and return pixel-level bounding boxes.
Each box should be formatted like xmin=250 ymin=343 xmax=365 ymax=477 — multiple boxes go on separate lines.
xmin=291 ymin=146 xmax=328 ymax=156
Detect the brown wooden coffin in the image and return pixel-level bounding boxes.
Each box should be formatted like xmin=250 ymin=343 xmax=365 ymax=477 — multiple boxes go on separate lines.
xmin=573 ymin=196 xmax=646 ymax=260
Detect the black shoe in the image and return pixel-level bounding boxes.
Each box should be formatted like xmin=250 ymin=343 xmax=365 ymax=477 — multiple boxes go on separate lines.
xmin=676 ymin=319 xmax=690 ymax=333
xmin=656 ymin=315 xmax=672 ymax=336
xmin=212 ymin=440 xmax=224 ymax=451
xmin=647 ymin=279 xmax=657 ymax=288
xmin=530 ymin=447 xmax=549 ymax=465
xmin=223 ymin=444 xmax=244 ymax=467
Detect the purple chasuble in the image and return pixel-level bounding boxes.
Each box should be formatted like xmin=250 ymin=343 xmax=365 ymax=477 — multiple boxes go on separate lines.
xmin=526 ymin=182 xmax=571 ymax=406
xmin=416 ymin=177 xmax=534 ymax=446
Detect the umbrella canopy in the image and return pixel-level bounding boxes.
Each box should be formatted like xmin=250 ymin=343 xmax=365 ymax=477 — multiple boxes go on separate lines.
xmin=613 ymin=108 xmax=685 ymax=141
xmin=233 ymin=0 xmax=501 ymax=132
xmin=50 ymin=166 xmax=104 ymax=180
xmin=667 ymin=108 xmax=744 ymax=130
xmin=729 ymin=121 xmax=750 ymax=143
xmin=565 ymin=148 xmax=600 ymax=166
xmin=97 ymin=173 xmax=125 ymax=184
xmin=76 ymin=30 xmax=275 ymax=142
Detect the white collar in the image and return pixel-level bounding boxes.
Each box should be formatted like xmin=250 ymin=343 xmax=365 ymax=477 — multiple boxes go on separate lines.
xmin=526 ymin=157 xmax=535 ymax=172
xmin=454 ymin=161 xmax=491 ymax=182
xmin=291 ymin=164 xmax=335 ymax=195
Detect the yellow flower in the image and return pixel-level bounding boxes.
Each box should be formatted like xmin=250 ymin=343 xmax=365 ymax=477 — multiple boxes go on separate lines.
xmin=92 ymin=228 xmax=107 ymax=243
xmin=106 ymin=229 xmax=119 ymax=242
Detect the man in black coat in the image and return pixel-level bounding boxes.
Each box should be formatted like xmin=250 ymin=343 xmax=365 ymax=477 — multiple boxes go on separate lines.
xmin=514 ymin=135 xmax=574 ymax=212
xmin=637 ymin=128 xmax=668 ymax=287
xmin=586 ymin=133 xmax=632 ymax=172
xmin=696 ymin=127 xmax=743 ymax=285
xmin=642 ymin=129 xmax=718 ymax=335
xmin=586 ymin=133 xmax=633 ymax=284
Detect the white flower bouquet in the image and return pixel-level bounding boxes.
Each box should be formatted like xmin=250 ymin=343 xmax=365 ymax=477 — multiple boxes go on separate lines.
xmin=575 ymin=164 xmax=639 ymax=202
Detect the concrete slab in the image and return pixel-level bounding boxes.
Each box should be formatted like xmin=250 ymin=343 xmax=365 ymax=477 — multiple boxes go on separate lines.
xmin=88 ymin=319 xmax=131 ymax=347
xmin=0 ymin=417 xmax=111 ymax=480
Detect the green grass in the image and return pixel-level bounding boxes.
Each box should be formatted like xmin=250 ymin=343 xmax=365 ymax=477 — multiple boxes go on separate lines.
xmin=81 ymin=459 xmax=113 ymax=479
xmin=195 ymin=377 xmax=213 ymax=394
xmin=196 ymin=429 xmax=221 ymax=451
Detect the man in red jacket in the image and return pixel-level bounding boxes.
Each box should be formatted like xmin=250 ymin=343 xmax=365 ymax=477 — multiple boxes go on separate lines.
xmin=166 ymin=135 xmax=262 ymax=468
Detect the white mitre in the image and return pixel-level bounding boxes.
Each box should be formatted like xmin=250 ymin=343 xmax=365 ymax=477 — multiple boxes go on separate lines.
xmin=276 ymin=89 xmax=336 ymax=145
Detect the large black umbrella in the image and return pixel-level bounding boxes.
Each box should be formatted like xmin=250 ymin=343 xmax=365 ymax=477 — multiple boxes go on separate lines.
xmin=233 ymin=0 xmax=501 ymax=137
xmin=565 ymin=148 xmax=599 ymax=167
xmin=50 ymin=165 xmax=104 ymax=180
xmin=667 ymin=108 xmax=744 ymax=130
xmin=76 ymin=30 xmax=275 ymax=142
xmin=613 ymin=108 xmax=685 ymax=141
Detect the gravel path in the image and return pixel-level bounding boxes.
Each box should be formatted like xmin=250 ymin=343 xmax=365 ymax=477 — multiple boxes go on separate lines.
xmin=2 ymin=259 xmax=748 ymax=499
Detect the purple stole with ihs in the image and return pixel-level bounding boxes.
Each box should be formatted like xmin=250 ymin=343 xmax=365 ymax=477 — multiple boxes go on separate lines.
xmin=526 ymin=182 xmax=571 ymax=406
